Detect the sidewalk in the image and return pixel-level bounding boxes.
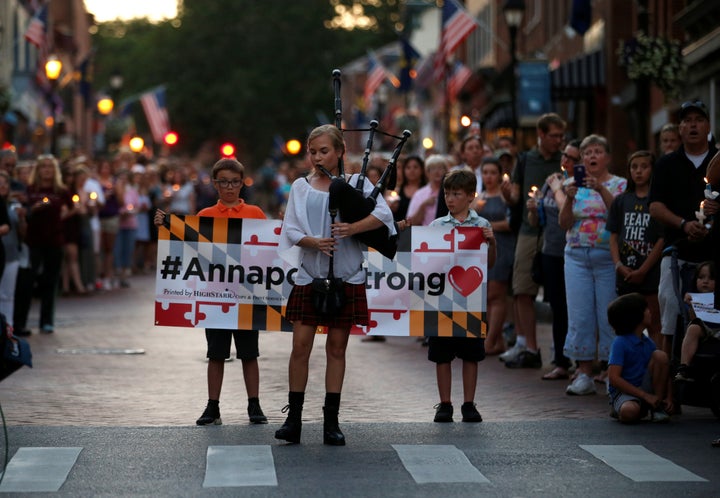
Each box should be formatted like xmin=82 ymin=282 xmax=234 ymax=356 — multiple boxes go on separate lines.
xmin=0 ymin=273 xmax=712 ymax=426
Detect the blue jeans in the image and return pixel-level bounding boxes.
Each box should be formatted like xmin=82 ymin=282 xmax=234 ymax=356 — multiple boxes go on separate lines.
xmin=114 ymin=227 xmax=137 ymax=270
xmin=563 ymin=246 xmax=617 ymax=362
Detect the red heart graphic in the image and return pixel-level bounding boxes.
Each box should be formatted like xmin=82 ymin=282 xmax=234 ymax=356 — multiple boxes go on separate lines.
xmin=447 ymin=266 xmax=483 ymax=297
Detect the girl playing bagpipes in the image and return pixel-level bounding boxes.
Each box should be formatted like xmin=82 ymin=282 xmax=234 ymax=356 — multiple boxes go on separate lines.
xmin=277 ymin=124 xmax=397 ymax=446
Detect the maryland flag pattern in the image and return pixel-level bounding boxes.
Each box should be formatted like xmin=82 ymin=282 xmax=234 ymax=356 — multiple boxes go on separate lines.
xmin=155 ymin=216 xmax=488 ymax=338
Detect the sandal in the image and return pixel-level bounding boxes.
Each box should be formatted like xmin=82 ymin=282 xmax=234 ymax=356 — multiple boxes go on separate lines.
xmin=542 ymin=367 xmax=569 ymax=380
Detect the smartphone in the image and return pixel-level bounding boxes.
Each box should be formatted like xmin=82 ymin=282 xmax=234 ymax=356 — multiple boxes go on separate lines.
xmin=573 ymin=164 xmax=586 ymax=187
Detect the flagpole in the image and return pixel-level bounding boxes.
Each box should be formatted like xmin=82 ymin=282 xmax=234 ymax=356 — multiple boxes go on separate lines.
xmin=443 ymin=61 xmax=450 ymax=153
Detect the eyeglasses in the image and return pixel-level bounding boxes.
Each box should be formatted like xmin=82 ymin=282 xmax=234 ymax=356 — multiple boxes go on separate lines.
xmin=214 ymin=179 xmax=243 ymax=188
xmin=562 ymin=152 xmax=581 ymax=163
xmin=680 ymin=100 xmax=706 ymax=111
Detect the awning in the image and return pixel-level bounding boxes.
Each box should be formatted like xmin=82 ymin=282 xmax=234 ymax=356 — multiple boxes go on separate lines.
xmin=550 ymin=50 xmax=605 ymax=99
xmin=483 ymin=103 xmax=513 ymax=130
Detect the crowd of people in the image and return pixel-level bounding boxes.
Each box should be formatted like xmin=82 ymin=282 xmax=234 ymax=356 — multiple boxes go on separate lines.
xmin=1 ymin=99 xmax=718 ymax=443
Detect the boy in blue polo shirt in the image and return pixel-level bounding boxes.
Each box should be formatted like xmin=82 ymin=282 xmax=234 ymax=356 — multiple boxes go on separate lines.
xmin=607 ymin=293 xmax=673 ymax=423
xmin=428 ymin=169 xmax=496 ymax=423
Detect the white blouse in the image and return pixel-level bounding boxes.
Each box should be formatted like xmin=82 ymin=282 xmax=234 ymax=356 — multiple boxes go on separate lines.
xmin=279 ymin=173 xmax=396 ymax=285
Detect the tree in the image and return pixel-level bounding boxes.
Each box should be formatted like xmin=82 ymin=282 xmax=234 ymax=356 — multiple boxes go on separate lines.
xmin=92 ymin=0 xmax=400 ymax=164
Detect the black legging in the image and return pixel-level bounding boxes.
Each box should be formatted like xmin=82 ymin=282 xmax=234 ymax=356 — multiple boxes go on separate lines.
xmin=30 ymin=245 xmax=63 ymax=330
xmin=541 ymin=252 xmax=571 ymax=369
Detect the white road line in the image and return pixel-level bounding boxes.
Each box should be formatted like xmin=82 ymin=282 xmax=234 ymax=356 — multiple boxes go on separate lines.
xmin=393 ymin=444 xmax=490 ymax=484
xmin=580 ymin=445 xmax=707 ymax=482
xmin=203 ymin=445 xmax=277 ymax=488
xmin=0 ymin=447 xmax=82 ymax=493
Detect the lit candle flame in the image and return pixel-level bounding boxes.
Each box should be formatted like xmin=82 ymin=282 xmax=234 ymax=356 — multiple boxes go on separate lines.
xmin=172 ymin=184 xmax=180 ymax=192
xmin=89 ymin=192 xmax=98 ymax=200
xmin=126 ymin=204 xmax=134 ymax=212
xmin=528 ymin=185 xmax=539 ymax=198
xmin=502 ymin=173 xmax=510 ymax=182
xmin=72 ymin=194 xmax=80 ymax=203
xmin=42 ymin=197 xmax=49 ymax=203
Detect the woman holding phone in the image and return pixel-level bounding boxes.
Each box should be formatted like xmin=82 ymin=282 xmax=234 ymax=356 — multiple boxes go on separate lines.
xmin=559 ymin=135 xmax=626 ymax=396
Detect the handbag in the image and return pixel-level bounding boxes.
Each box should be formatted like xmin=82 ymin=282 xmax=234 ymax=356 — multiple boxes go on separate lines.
xmin=310 ymin=208 xmax=346 ymax=316
xmin=311 ymin=277 xmax=346 ymax=316
xmin=3 ymin=335 xmax=33 ymax=369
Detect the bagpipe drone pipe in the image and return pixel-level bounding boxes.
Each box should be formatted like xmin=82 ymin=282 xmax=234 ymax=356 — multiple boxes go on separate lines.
xmin=327 ymin=69 xmax=411 ymax=260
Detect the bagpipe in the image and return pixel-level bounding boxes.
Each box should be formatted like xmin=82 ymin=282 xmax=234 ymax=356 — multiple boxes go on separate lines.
xmin=326 ymin=69 xmax=412 ymax=260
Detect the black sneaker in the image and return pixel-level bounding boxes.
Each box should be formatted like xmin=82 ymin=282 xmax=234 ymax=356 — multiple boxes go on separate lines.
xmin=196 ymin=404 xmax=222 ymax=425
xmin=248 ymin=399 xmax=268 ymax=424
xmin=433 ymin=402 xmax=453 ymax=423
xmin=461 ymin=402 xmax=483 ymax=422
xmin=674 ymin=364 xmax=695 ymax=382
xmin=505 ymin=350 xmax=542 ymax=369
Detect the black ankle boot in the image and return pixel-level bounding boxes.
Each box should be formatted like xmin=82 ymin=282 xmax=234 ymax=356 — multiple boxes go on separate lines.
xmin=323 ymin=392 xmax=345 ymax=446
xmin=275 ymin=391 xmax=304 ymax=444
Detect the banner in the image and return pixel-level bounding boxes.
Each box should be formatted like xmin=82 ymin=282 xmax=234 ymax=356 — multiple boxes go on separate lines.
xmin=154 ymin=216 xmax=488 ymax=338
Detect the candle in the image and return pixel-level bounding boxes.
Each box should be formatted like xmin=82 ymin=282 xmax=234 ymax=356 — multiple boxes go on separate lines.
xmin=502 ymin=173 xmax=510 ymax=183
xmin=172 ymin=184 xmax=180 ymax=192
xmin=126 ymin=203 xmax=134 ymax=212
xmin=89 ymin=191 xmax=97 ymax=206
xmin=696 ymin=201 xmax=706 ymax=225
xmin=528 ymin=185 xmax=539 ymax=198
xmin=561 ymin=166 xmax=568 ymax=178
xmin=42 ymin=197 xmax=49 ymax=204
xmin=72 ymin=194 xmax=80 ymax=203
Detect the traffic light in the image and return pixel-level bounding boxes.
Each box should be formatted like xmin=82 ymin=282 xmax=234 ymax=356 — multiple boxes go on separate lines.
xmin=164 ymin=131 xmax=179 ymax=146
xmin=220 ymin=142 xmax=236 ymax=157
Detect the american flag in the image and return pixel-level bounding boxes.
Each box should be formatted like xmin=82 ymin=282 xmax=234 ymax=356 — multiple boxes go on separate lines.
xmin=447 ymin=61 xmax=473 ymax=101
xmin=140 ymin=87 xmax=171 ymax=143
xmin=433 ymin=0 xmax=478 ymax=82
xmin=364 ymin=52 xmax=389 ymax=105
xmin=24 ymin=3 xmax=48 ymax=48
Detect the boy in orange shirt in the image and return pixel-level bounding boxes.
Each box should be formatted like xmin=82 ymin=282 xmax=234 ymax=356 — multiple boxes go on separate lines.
xmin=155 ymin=158 xmax=267 ymax=425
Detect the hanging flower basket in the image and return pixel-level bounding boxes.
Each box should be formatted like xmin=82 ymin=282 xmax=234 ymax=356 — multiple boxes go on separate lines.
xmin=617 ymin=33 xmax=686 ymax=101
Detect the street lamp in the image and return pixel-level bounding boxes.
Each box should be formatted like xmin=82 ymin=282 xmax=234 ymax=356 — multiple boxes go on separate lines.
xmin=109 ymin=69 xmax=124 ymax=104
xmin=503 ymin=0 xmax=525 ymax=140
xmin=97 ymin=96 xmax=114 ymax=116
xmin=44 ymin=55 xmax=63 ymax=155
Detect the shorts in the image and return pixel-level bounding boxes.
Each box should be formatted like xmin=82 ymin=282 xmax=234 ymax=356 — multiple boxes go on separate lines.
xmin=688 ymin=318 xmax=720 ymax=341
xmin=205 ymin=328 xmax=259 ymax=360
xmin=428 ymin=337 xmax=485 ymax=363
xmin=99 ymin=216 xmax=120 ymax=234
xmin=512 ymin=232 xmax=541 ymax=296
xmin=284 ymin=283 xmax=369 ymax=328
xmin=608 ymin=368 xmax=653 ymax=415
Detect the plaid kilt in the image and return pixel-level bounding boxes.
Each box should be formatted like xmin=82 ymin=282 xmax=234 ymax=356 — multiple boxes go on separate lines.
xmin=285 ymin=283 xmax=369 ymax=328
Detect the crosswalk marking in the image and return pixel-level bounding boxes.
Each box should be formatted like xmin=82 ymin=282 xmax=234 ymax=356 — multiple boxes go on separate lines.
xmin=393 ymin=444 xmax=490 ymax=484
xmin=203 ymin=445 xmax=277 ymax=487
xmin=0 ymin=447 xmax=82 ymax=493
xmin=580 ymin=445 xmax=707 ymax=482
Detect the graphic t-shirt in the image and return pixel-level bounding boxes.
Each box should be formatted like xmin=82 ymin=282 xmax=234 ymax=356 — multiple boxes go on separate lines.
xmin=566 ymin=175 xmax=627 ymax=249
xmin=607 ymin=191 xmax=663 ymax=293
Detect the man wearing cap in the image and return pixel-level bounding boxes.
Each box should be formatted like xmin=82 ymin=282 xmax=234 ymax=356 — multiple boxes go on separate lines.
xmin=649 ymin=100 xmax=718 ymax=356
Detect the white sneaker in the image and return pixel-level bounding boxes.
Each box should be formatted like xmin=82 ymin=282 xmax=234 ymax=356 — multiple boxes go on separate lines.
xmin=499 ymin=343 xmax=526 ymax=363
xmin=566 ymin=373 xmax=597 ymax=395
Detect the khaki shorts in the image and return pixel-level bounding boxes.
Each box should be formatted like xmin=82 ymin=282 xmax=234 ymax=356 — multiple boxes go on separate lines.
xmin=512 ymin=232 xmax=542 ymax=296
xmin=100 ymin=216 xmax=120 ymax=234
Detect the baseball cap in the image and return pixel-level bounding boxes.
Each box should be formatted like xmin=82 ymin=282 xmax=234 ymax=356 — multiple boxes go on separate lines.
xmin=494 ymin=148 xmax=512 ymax=159
xmin=678 ymin=100 xmax=709 ymax=120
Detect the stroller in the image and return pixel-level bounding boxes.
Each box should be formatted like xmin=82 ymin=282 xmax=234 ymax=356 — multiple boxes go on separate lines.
xmin=668 ymin=249 xmax=720 ymax=418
